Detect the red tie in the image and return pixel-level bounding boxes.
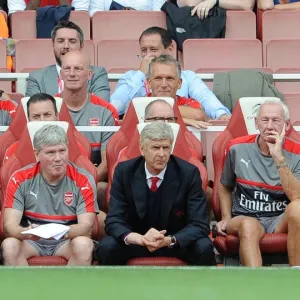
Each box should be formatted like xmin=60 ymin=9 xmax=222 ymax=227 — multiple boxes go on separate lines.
xmin=150 ymin=177 xmax=159 ymax=192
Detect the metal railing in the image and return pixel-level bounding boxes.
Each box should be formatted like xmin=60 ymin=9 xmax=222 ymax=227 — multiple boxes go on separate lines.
xmin=1 ymin=73 xmax=300 ymax=95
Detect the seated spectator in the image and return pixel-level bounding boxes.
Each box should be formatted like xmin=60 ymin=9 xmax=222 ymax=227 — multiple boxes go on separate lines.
xmin=258 ymin=0 xmax=300 ymax=11
xmin=216 ymin=98 xmax=300 ymax=267
xmin=89 ymin=0 xmax=166 ymax=16
xmin=8 ymin=0 xmax=88 ymax=15
xmin=177 ymin=0 xmax=255 ymax=19
xmin=1 ymin=124 xmax=98 ymax=266
xmin=111 ymin=26 xmax=230 ymax=120
xmin=26 ymin=21 xmax=110 ymax=101
xmin=3 ymin=93 xmax=59 ymax=164
xmin=59 ymin=50 xmax=118 ymax=211
xmin=147 ymin=55 xmax=211 ymax=129
xmin=0 ymin=89 xmax=17 ymax=126
xmin=96 ymin=121 xmax=215 ymax=265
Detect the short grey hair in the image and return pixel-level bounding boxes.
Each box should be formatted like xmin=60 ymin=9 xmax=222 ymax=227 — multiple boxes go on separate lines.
xmin=256 ymin=98 xmax=290 ymax=121
xmin=33 ymin=124 xmax=68 ymax=152
xmin=144 ymin=99 xmax=173 ymax=119
xmin=140 ymin=121 xmax=174 ymax=146
xmin=148 ymin=55 xmax=181 ymax=78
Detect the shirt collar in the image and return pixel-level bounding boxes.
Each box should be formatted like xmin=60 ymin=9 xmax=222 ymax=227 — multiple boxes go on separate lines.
xmin=144 ymin=162 xmax=167 ymax=180
xmin=56 ymin=64 xmax=61 ymax=76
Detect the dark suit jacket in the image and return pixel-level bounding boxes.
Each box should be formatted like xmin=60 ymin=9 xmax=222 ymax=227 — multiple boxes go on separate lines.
xmin=25 ymin=65 xmax=110 ymax=101
xmin=105 ymin=155 xmax=210 ymax=248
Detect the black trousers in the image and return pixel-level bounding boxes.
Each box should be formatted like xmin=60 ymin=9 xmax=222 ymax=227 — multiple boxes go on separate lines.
xmin=95 ymin=236 xmax=216 ymax=266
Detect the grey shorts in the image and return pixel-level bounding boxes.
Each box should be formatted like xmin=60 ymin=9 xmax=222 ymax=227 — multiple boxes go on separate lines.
xmin=25 ymin=239 xmax=70 ymax=256
xmin=257 ymin=214 xmax=284 ymax=233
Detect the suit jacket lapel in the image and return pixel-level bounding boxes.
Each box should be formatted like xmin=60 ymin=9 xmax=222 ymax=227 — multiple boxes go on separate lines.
xmin=131 ymin=158 xmax=148 ymax=220
xmin=161 ymin=158 xmax=180 ymax=229
xmin=44 ymin=65 xmax=59 ymax=96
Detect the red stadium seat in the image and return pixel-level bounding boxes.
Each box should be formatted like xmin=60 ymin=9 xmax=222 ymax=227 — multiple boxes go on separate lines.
xmin=6 ymin=93 xmax=24 ymax=104
xmin=182 ymin=39 xmax=263 ymax=72
xmin=261 ymin=10 xmax=300 ymax=65
xmin=265 ymin=40 xmax=300 ymax=93
xmin=0 ymin=97 xmax=92 ymax=172
xmin=212 ymin=97 xmax=300 ymax=265
xmin=15 ymin=39 xmax=95 ymax=72
xmin=91 ymin=11 xmax=166 ymax=43
xmin=225 ymin=11 xmax=256 ymax=38
xmin=284 ymin=94 xmax=300 ymax=124
xmin=10 ymin=11 xmax=91 ymax=39
xmin=127 ymin=257 xmax=187 ymax=266
xmin=0 ymin=40 xmax=11 ymax=92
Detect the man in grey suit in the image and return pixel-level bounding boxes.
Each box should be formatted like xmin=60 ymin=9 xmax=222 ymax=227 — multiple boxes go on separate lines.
xmin=26 ymin=21 xmax=110 ymax=101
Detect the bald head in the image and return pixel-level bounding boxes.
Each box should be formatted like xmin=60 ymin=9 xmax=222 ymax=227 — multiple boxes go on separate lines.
xmin=60 ymin=50 xmax=92 ymax=91
xmin=144 ymin=100 xmax=176 ymax=122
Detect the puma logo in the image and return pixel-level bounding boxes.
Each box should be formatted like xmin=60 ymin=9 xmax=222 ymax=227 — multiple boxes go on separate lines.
xmin=240 ymin=159 xmax=251 ymax=168
xmin=29 ymin=191 xmax=38 ymax=200
xmin=12 ymin=177 xmax=19 ymax=185
xmin=81 ymin=184 xmax=90 ymax=191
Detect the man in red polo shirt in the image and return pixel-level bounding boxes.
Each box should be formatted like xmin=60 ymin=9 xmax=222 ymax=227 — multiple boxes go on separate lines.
xmin=147 ymin=55 xmax=211 ymax=129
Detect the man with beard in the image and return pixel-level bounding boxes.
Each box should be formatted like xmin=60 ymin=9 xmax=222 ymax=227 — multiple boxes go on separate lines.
xmin=25 ymin=21 xmax=110 ymax=101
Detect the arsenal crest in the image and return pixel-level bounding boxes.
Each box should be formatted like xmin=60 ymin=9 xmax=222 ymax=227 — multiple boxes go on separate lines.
xmin=64 ymin=192 xmax=73 ymax=206
xmin=89 ymin=118 xmax=99 ymax=126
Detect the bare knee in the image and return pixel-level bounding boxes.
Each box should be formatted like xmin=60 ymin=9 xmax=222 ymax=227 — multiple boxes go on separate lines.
xmin=70 ymin=237 xmax=94 ymax=262
xmin=285 ymin=201 xmax=300 ymax=224
xmin=238 ymin=218 xmax=263 ymax=240
xmin=1 ymin=238 xmax=22 ymax=261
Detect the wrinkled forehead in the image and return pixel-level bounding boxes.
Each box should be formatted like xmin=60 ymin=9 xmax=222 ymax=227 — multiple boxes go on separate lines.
xmin=257 ymin=103 xmax=285 ymax=119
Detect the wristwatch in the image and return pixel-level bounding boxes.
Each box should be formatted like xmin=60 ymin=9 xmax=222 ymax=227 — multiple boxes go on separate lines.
xmin=276 ymin=162 xmax=288 ymax=169
xmin=168 ymin=236 xmax=177 ymax=248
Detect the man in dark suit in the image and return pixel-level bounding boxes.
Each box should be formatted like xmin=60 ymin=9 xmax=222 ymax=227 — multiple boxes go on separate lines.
xmin=96 ymin=121 xmax=215 ymax=265
xmin=25 ymin=21 xmax=110 ymax=101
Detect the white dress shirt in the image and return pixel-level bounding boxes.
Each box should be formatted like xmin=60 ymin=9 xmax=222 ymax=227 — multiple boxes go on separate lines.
xmin=89 ymin=0 xmax=166 ymax=16
xmin=144 ymin=162 xmax=167 ymax=189
xmin=8 ymin=0 xmax=89 ymax=15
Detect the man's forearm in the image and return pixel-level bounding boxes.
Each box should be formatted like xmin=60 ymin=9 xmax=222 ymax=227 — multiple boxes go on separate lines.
xmin=25 ymin=0 xmax=41 ymax=10
xmin=219 ymin=0 xmax=254 ymax=10
xmin=97 ymin=161 xmax=108 ymax=182
xmin=219 ymin=184 xmax=233 ymax=220
xmin=67 ymin=223 xmax=93 ymax=239
xmin=275 ymin=158 xmax=300 ymax=201
xmin=179 ymin=106 xmax=206 ymax=121
xmin=59 ymin=0 xmax=71 ymax=5
xmin=5 ymin=225 xmax=31 ymax=240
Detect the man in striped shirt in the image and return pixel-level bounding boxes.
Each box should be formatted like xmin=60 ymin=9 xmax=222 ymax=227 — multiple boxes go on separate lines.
xmin=1 ymin=124 xmax=98 ymax=265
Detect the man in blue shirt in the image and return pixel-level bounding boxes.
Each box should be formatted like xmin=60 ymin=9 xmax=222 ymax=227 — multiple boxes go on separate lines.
xmin=111 ymin=26 xmax=231 ymax=120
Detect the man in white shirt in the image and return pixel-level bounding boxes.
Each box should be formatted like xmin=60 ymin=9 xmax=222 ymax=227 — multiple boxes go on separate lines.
xmin=8 ymin=0 xmax=89 ymax=15
xmin=25 ymin=21 xmax=110 ymax=101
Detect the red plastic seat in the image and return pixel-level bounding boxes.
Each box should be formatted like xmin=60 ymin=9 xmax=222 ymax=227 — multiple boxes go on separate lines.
xmin=212 ymin=97 xmax=300 ymax=264
xmin=127 ymin=257 xmax=187 ymax=266
xmin=6 ymin=93 xmax=24 ymax=104
xmin=15 ymin=39 xmax=95 ymax=72
xmin=10 ymin=11 xmax=90 ymax=39
xmin=225 ymin=11 xmax=256 ymax=38
xmin=183 ymin=39 xmax=263 ymax=72
xmin=92 ymin=11 xmax=166 ymax=44
xmin=0 ymin=121 xmax=98 ymax=265
xmin=261 ymin=10 xmax=300 ymax=65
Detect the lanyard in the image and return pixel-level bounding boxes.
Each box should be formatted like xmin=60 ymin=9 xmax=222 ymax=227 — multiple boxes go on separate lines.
xmin=58 ymin=76 xmax=64 ymax=93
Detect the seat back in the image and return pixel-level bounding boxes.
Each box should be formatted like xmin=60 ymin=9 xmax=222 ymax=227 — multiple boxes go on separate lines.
xmin=225 ymin=11 xmax=256 ymax=38
xmin=212 ymin=97 xmax=300 ymax=220
xmin=10 ymin=11 xmax=91 ymax=39
xmin=262 ymin=11 xmax=300 ymax=64
xmin=0 ymin=39 xmax=7 ymax=68
xmin=92 ymin=11 xmax=166 ymax=43
xmin=15 ymin=39 xmax=95 ymax=72
xmin=183 ymin=39 xmax=262 ymax=72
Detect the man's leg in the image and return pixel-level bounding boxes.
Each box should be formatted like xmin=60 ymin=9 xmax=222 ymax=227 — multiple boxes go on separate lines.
xmin=274 ymin=201 xmax=300 ymax=266
xmin=55 ymin=237 xmax=94 ymax=266
xmin=97 ymin=211 xmax=107 ymax=240
xmin=173 ymin=236 xmax=216 ymax=265
xmin=97 ymin=182 xmax=108 ymax=212
xmin=95 ymin=236 xmax=153 ymax=265
xmin=226 ymin=216 xmax=265 ymax=267
xmin=1 ymin=238 xmax=40 ymax=266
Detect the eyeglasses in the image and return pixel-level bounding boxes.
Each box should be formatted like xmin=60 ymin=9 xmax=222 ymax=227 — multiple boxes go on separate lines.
xmin=145 ymin=117 xmax=178 ymax=123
